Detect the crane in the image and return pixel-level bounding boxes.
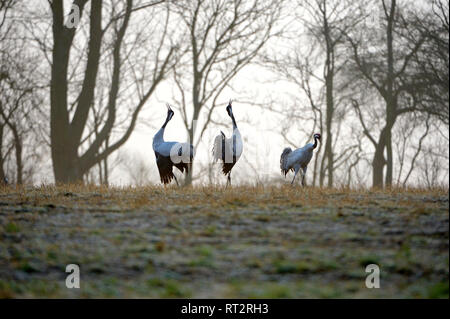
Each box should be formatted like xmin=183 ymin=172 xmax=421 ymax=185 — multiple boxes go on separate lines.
xmin=153 ymin=104 xmax=194 ymax=186
xmin=280 ymin=133 xmax=321 ymax=186
xmin=212 ymin=100 xmax=243 ymax=186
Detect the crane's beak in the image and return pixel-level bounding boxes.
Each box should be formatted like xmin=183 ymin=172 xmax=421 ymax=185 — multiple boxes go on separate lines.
xmin=226 ymin=99 xmax=233 ymax=115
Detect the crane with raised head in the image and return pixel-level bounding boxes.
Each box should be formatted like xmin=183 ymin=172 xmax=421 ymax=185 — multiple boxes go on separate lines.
xmin=212 ymin=100 xmax=243 ymax=186
xmin=153 ymin=104 xmax=194 ymax=186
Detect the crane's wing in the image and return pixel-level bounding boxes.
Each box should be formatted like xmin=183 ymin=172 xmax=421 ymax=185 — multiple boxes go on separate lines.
xmin=155 ymin=151 xmax=175 ymax=184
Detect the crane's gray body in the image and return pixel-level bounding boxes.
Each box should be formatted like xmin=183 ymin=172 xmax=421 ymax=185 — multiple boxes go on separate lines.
xmin=213 ymin=128 xmax=243 ymax=167
xmin=282 ymin=143 xmax=314 ymax=171
xmin=212 ymin=101 xmax=243 ymax=185
xmin=280 ymin=135 xmax=320 ymax=186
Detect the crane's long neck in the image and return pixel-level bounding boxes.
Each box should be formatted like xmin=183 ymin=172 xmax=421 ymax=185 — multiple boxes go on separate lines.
xmin=154 ymin=114 xmax=171 ymax=147
xmin=153 ymin=127 xmax=165 ymax=147
xmin=162 ymin=115 xmax=171 ymax=129
xmin=313 ymin=136 xmax=319 ymax=149
xmin=230 ymin=113 xmax=237 ymax=130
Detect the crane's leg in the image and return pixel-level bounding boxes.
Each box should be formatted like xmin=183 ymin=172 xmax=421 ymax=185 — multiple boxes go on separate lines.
xmin=291 ymin=166 xmax=300 ymax=185
xmin=173 ymin=175 xmax=179 ymax=187
xmin=301 ymin=167 xmax=307 ymax=187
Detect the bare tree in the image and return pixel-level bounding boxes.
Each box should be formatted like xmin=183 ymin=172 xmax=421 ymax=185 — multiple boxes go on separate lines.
xmin=47 ymin=0 xmax=177 ymax=183
xmin=346 ymin=0 xmax=429 ymax=188
xmin=409 ymin=0 xmax=449 ymax=125
xmin=397 ymin=113 xmax=431 ymax=186
xmin=0 ymin=0 xmax=44 ymax=185
xmin=169 ymin=0 xmax=282 ymax=185
xmin=302 ymin=0 xmax=365 ymax=187
xmin=0 ymin=0 xmax=13 ymax=31
xmin=0 ymin=120 xmax=12 ymax=184
xmin=264 ymin=0 xmax=364 ymax=187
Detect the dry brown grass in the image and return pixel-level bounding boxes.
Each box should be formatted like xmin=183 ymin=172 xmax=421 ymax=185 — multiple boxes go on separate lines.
xmin=1 ymin=183 xmax=447 ymax=210
xmin=0 ymin=183 xmax=448 ymax=298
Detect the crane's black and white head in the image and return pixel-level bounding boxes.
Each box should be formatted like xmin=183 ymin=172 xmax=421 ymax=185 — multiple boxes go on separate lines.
xmin=166 ymin=103 xmax=174 ymax=121
xmin=226 ymin=100 xmax=233 ymax=117
xmin=314 ymin=133 xmax=321 ymax=140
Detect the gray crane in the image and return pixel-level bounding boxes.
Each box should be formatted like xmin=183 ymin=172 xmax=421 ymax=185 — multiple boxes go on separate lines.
xmin=212 ymin=100 xmax=243 ymax=186
xmin=280 ymin=133 xmax=321 ymax=186
xmin=153 ymin=104 xmax=194 ymax=185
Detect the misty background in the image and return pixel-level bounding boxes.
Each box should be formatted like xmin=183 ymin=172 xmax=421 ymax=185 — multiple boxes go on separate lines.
xmin=0 ymin=0 xmax=448 ymax=187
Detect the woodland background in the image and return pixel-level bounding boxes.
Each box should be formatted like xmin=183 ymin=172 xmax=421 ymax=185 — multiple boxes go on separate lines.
xmin=0 ymin=0 xmax=448 ymax=188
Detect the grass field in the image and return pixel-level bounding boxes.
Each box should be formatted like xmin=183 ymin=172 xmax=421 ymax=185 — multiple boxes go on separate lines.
xmin=0 ymin=185 xmax=448 ymax=298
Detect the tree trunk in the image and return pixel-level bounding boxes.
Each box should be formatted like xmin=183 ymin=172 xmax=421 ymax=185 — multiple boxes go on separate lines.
xmin=385 ymin=125 xmax=393 ymax=186
xmin=372 ymin=127 xmax=386 ymax=188
xmin=372 ymin=112 xmax=396 ymax=188
xmin=97 ymin=161 xmax=103 ymax=184
xmin=186 ymin=73 xmax=201 ymax=186
xmin=372 ymin=148 xmax=385 ymax=188
xmin=103 ymin=136 xmax=109 ymax=186
xmin=324 ymin=7 xmax=334 ymax=188
xmin=319 ymin=153 xmax=326 ymax=187
xmin=9 ymin=123 xmax=22 ymax=184
xmin=325 ymin=73 xmax=334 ymax=188
xmin=0 ymin=124 xmax=7 ymax=184
xmin=184 ymin=124 xmax=195 ymax=186
xmin=312 ymin=149 xmax=320 ymax=187
xmin=50 ymin=0 xmax=87 ymax=183
xmin=384 ymin=0 xmax=395 ymax=187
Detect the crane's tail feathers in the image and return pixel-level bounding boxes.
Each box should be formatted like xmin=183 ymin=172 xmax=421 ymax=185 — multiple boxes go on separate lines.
xmin=212 ymin=133 xmax=225 ymax=162
xmin=280 ymin=147 xmax=292 ymax=176
xmin=221 ymin=162 xmax=235 ymax=176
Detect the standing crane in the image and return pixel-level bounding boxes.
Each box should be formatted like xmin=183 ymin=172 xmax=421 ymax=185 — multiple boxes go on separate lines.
xmin=212 ymin=100 xmax=243 ymax=186
xmin=153 ymin=104 xmax=194 ymax=186
xmin=280 ymin=133 xmax=321 ymax=186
